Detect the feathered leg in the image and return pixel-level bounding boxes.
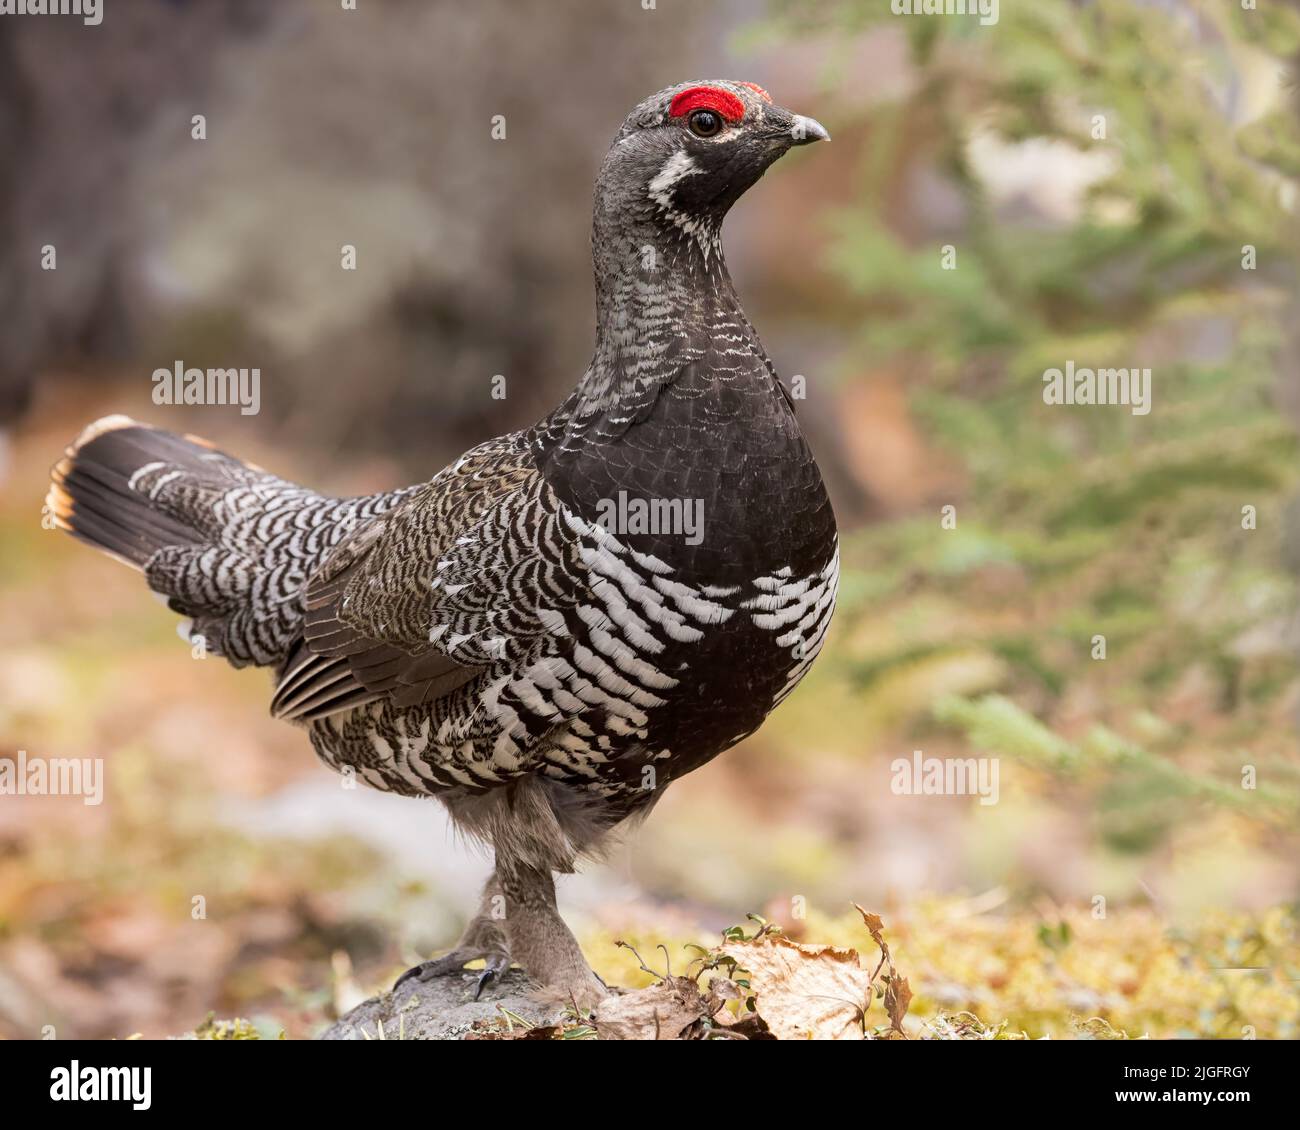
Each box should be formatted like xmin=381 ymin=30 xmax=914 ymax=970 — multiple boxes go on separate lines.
xmin=438 ymin=777 xmax=612 ymax=1009
xmin=498 ymin=861 xmax=607 ymax=1011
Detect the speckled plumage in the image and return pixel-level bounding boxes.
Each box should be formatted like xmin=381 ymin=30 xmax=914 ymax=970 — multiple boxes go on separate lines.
xmin=48 ymin=81 xmax=837 ymax=1004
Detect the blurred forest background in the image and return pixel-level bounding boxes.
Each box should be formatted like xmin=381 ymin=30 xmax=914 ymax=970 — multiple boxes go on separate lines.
xmin=1 ymin=0 xmax=1298 ymax=1039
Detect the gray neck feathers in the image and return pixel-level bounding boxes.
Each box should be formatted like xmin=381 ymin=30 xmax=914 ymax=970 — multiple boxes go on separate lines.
xmin=574 ymin=180 xmax=748 ymax=422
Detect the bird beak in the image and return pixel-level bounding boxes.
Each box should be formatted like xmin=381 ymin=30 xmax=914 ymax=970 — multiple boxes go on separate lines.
xmin=789 ymin=114 xmax=831 ymax=146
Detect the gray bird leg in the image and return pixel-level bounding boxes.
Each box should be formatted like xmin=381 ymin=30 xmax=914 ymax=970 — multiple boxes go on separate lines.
xmin=393 ymin=873 xmax=511 ymax=999
xmin=498 ymin=861 xmax=607 ymax=1011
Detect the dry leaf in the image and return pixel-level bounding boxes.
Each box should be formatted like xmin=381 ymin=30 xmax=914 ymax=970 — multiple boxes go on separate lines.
xmin=707 ymin=976 xmax=744 ymax=1006
xmin=727 ymin=1014 xmax=777 ymax=1040
xmin=465 ymin=1023 xmax=562 ymax=1041
xmin=854 ymin=904 xmax=914 ymax=1036
xmin=858 ymin=908 xmax=885 ymax=938
xmin=884 ymin=972 xmax=913 ymax=1033
xmin=591 ymin=977 xmax=707 ymax=1041
xmin=719 ymin=935 xmax=872 ymax=1040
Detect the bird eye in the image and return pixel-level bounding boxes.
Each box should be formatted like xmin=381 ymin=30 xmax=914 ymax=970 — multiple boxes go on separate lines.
xmin=687 ymin=109 xmax=723 ymax=138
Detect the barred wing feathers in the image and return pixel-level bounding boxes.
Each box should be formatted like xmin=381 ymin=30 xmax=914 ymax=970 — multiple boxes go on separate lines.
xmin=270 ymin=434 xmax=581 ymax=722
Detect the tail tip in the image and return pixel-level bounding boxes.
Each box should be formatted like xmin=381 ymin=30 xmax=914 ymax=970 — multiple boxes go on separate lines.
xmin=46 ymin=415 xmax=143 ymax=535
xmin=43 ymin=478 xmax=72 ymax=529
xmin=71 ymin=414 xmax=140 ymax=452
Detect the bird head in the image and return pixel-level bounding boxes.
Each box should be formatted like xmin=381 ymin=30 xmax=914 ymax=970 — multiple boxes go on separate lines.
xmin=594 ymin=80 xmax=829 ymax=248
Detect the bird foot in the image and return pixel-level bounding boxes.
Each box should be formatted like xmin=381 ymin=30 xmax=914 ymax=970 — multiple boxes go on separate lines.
xmin=393 ymin=948 xmax=512 ymax=1000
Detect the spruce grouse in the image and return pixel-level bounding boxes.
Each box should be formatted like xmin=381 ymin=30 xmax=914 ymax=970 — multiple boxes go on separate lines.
xmin=46 ymin=81 xmax=838 ymax=1007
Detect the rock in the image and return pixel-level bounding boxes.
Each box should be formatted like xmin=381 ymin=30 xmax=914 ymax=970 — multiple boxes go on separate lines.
xmin=319 ymin=969 xmax=565 ymax=1041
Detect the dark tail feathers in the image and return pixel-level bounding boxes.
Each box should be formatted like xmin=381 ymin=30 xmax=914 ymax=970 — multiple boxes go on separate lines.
xmin=46 ymin=415 xmax=232 ymax=569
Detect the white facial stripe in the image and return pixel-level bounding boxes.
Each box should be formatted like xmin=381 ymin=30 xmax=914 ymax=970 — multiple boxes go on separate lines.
xmin=647 ymin=150 xmax=723 ymax=259
xmin=648 ymin=150 xmax=700 ymax=211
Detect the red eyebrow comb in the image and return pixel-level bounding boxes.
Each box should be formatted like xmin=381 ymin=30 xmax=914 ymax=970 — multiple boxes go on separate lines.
xmin=738 ymin=81 xmax=773 ymax=104
xmin=669 ymin=85 xmax=747 ymax=123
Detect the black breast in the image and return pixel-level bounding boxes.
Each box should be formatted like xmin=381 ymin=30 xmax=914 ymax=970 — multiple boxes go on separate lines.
xmin=535 ymin=347 xmax=838 ymax=785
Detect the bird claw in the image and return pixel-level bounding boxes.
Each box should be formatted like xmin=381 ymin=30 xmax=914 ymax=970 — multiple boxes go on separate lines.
xmin=392 ymin=962 xmax=433 ymax=992
xmin=473 ymin=952 xmax=512 ymax=1000
xmin=393 ymin=952 xmax=466 ymax=992
xmin=393 ymin=949 xmax=512 ymax=996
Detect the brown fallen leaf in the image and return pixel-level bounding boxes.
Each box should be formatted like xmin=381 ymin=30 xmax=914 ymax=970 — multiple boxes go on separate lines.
xmin=706 ymin=975 xmax=745 ymax=1011
xmin=884 ymin=972 xmax=913 ymax=1034
xmin=464 ymin=1020 xmax=563 ymax=1041
xmin=727 ymin=1014 xmax=777 ymax=1040
xmin=854 ymin=904 xmax=914 ymax=1036
xmin=591 ymin=976 xmax=708 ymax=1041
xmin=719 ymin=935 xmax=872 ymax=1040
